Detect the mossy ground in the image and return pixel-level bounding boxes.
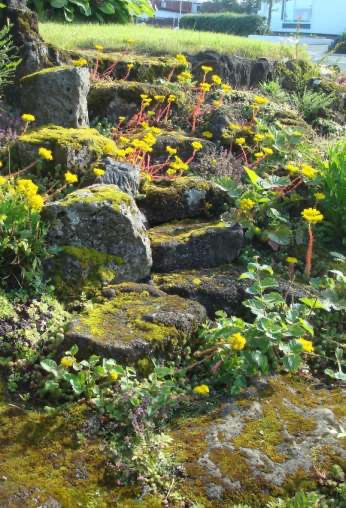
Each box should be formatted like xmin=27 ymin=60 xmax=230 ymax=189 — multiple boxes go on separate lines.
xmin=149 ymin=219 xmax=227 ymax=246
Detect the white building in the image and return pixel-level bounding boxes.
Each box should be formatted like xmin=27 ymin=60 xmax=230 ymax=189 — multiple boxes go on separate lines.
xmin=258 ymin=0 xmax=346 ymax=36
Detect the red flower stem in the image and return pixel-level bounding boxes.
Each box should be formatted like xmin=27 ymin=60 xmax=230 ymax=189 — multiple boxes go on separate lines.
xmin=305 ymin=223 xmax=314 ymax=278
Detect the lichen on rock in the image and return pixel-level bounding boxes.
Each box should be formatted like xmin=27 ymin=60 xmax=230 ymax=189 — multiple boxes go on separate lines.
xmin=64 ymin=282 xmax=207 ymax=363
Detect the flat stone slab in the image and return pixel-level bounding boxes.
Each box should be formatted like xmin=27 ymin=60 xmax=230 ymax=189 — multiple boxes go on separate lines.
xmin=171 ymin=375 xmax=346 ymax=505
xmin=149 ymin=219 xmax=243 ymax=273
xmin=65 ymin=282 xmax=207 ymax=364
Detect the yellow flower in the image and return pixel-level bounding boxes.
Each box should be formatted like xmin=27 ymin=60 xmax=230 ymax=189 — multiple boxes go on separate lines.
xmin=221 ymin=83 xmax=232 ymax=93
xmin=167 ymin=94 xmax=176 ymax=103
xmin=72 ymin=58 xmax=88 ymax=67
xmin=93 ymin=168 xmax=105 ymax=177
xmin=228 ymin=332 xmax=246 ymax=350
xmin=253 ymin=133 xmax=265 ymax=142
xmin=211 ymin=74 xmax=222 ymax=85
xmin=17 ymin=179 xmax=38 ymax=196
xmin=21 ymin=113 xmax=36 ymax=123
xmin=60 ymin=356 xmax=75 ymax=368
xmin=176 ymin=53 xmax=188 ymax=66
xmin=109 ymin=370 xmax=119 ymax=381
xmin=28 ymin=193 xmax=44 ymax=211
xmin=64 ymin=172 xmax=78 ymax=184
xmin=254 ymin=96 xmax=269 ymax=106
xmin=212 ymin=100 xmax=222 ymax=108
xmin=127 ymin=38 xmax=135 ymax=45
xmin=119 ymin=136 xmax=130 ymax=144
xmin=263 ymin=147 xmax=273 ymax=155
xmin=177 ymin=70 xmax=192 ymax=82
xmin=314 ymin=192 xmax=325 ymax=201
xmin=200 ymin=82 xmax=211 ymax=93
xmin=239 ymin=198 xmax=255 ymax=211
xmin=166 ymin=168 xmax=176 ymax=176
xmin=169 ymin=155 xmax=189 ymax=172
xmin=287 ymin=256 xmax=298 ymax=264
xmin=286 ymin=163 xmax=299 ymax=174
xmin=293 ymin=130 xmax=303 ymax=136
xmin=300 ymin=163 xmax=317 ymax=179
xmin=192 ymin=141 xmax=203 ymax=151
xmin=154 ymin=95 xmax=165 ymax=102
xmin=166 ymin=145 xmax=177 ymax=156
xmin=95 ymin=44 xmax=104 ymax=51
xmin=127 ymin=63 xmax=134 ymax=70
xmin=201 ymin=65 xmax=213 ymax=74
xmin=254 ymin=152 xmax=264 ymax=158
xmin=296 ymin=337 xmax=314 ymax=353
xmin=38 ymin=147 xmax=53 ymax=161
xmin=235 ymin=137 xmax=246 ymax=146
xmin=118 ymin=116 xmax=126 ymax=123
xmin=104 ymin=141 xmax=117 ymax=155
xmin=229 ymin=122 xmax=241 ymax=130
xmin=202 ymin=131 xmax=213 ymax=139
xmin=301 ymin=208 xmax=324 ymax=224
xmin=0 ymin=176 xmax=7 ymax=185
xmin=193 ymin=384 xmax=210 ymax=395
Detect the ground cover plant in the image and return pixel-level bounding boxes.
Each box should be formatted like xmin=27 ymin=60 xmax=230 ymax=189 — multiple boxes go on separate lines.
xmin=0 ymin=13 xmax=345 ymax=507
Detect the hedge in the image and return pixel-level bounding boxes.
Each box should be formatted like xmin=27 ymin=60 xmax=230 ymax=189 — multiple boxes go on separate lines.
xmin=180 ymin=12 xmax=267 ymax=36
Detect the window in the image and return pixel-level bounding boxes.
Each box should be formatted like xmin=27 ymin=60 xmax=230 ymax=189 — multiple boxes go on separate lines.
xmin=283 ymin=0 xmax=313 ymax=23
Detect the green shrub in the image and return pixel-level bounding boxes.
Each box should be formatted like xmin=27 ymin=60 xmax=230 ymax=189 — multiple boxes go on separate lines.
xmin=291 ymin=89 xmax=335 ymax=123
xmin=335 ymin=32 xmax=346 ymax=54
xmin=28 ymin=0 xmax=153 ymax=23
xmin=180 ymin=12 xmax=267 ymax=36
xmin=320 ymin=139 xmax=346 ymax=243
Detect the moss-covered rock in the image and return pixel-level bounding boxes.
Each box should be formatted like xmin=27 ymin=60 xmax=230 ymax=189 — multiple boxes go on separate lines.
xmin=150 ymin=219 xmax=243 ymax=273
xmin=88 ymin=80 xmax=187 ymax=123
xmin=171 ymin=375 xmax=346 ymax=506
xmin=137 ymin=176 xmax=232 ymax=226
xmin=10 ymin=126 xmax=118 ymax=191
xmin=42 ymin=184 xmax=152 ymax=299
xmin=20 ymin=65 xmax=90 ymax=128
xmin=151 ymin=130 xmax=215 ymax=165
xmin=64 ymin=282 xmax=207 ymax=363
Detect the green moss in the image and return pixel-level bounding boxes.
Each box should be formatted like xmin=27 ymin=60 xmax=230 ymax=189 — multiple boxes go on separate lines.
xmin=19 ymin=125 xmax=118 ymax=159
xmin=20 ymin=65 xmax=74 ymax=82
xmin=57 ymin=184 xmax=133 ymax=212
xmin=149 ymin=219 xmax=227 ymax=245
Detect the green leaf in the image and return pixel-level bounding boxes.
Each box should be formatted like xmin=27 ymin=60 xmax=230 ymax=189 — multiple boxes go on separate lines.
xmin=300 ymin=297 xmax=327 ymax=310
xmin=98 ymin=1 xmax=116 ymax=14
xmin=40 ymin=359 xmax=58 ymax=376
xmin=50 ymin=0 xmax=67 ymax=7
xmin=283 ymin=354 xmax=301 ymax=372
xmin=267 ymin=224 xmax=291 ymax=246
xmin=244 ymin=166 xmax=260 ymax=186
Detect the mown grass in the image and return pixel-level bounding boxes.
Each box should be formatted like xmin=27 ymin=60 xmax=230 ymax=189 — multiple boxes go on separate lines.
xmin=39 ymin=22 xmax=307 ymax=60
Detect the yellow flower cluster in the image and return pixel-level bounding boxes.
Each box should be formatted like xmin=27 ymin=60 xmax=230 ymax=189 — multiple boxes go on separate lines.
xmin=166 ymin=145 xmax=177 ymax=156
xmin=286 ymin=162 xmax=317 ymax=179
xmin=64 ymin=171 xmax=78 ymax=184
xmin=239 ymin=198 xmax=255 ymax=211
xmin=167 ymin=155 xmax=189 ymax=176
xmin=60 ymin=356 xmax=76 ymax=368
xmin=93 ymin=168 xmax=105 ymax=177
xmin=109 ymin=370 xmax=119 ymax=381
xmin=235 ymin=137 xmax=246 ymax=146
xmin=200 ymin=82 xmax=211 ymax=93
xmin=178 ymin=70 xmax=192 ymax=83
xmin=314 ymin=192 xmax=325 ymax=201
xmin=254 ymin=96 xmax=269 ymax=106
xmin=296 ymin=337 xmax=314 ymax=353
xmin=38 ymin=147 xmax=53 ymax=161
xmin=176 ymin=53 xmax=188 ymax=66
xmin=193 ymin=384 xmax=210 ymax=395
xmin=72 ymin=58 xmax=88 ymax=67
xmin=16 ymin=178 xmax=44 ymax=211
xmin=21 ymin=113 xmax=36 ymax=123
xmin=201 ymin=65 xmax=213 ymax=74
xmin=191 ymin=141 xmax=203 ymax=151
xmin=95 ymin=44 xmax=104 ymax=51
xmin=301 ymin=208 xmax=324 ymax=224
xmin=140 ymin=94 xmax=152 ymax=108
xmin=287 ymin=256 xmax=298 ymax=264
xmin=228 ymin=332 xmax=246 ymax=350
xmin=202 ymin=131 xmax=213 ymax=139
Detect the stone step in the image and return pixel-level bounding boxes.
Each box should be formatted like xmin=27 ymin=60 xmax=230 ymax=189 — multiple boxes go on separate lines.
xmin=64 ymin=282 xmax=207 ymax=365
xmin=149 ymin=219 xmax=243 ymax=273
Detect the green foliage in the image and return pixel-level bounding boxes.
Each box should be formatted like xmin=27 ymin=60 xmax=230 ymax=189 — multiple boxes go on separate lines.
xmin=259 ymin=80 xmax=290 ymax=102
xmin=180 ymin=12 xmax=267 ymax=36
xmin=28 ymin=0 xmax=153 ymax=23
xmin=0 ymin=181 xmax=48 ymax=292
xmin=291 ymin=89 xmax=335 ymax=123
xmin=335 ymin=32 xmax=346 ymax=54
xmin=199 ymin=260 xmax=322 ymax=394
xmin=320 ymin=139 xmax=346 ymax=243
xmin=0 ymin=25 xmax=20 ymax=96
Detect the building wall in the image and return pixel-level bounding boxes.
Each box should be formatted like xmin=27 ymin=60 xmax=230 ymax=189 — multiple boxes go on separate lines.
xmin=259 ymin=0 xmax=346 ymax=35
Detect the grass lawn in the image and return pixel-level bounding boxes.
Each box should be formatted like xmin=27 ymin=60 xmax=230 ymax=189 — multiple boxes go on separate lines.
xmin=39 ymin=22 xmax=307 ymax=60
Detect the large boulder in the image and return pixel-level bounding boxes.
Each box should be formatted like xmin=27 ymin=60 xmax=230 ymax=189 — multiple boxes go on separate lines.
xmin=20 ymin=66 xmax=90 ymax=128
xmin=171 ymin=376 xmax=346 ymax=505
xmin=149 ymin=219 xmax=243 ymax=272
xmin=42 ymin=185 xmax=152 ymax=299
xmin=137 ymin=177 xmax=232 ymax=226
xmin=64 ymin=282 xmax=207 ymax=364
xmin=11 ymin=126 xmax=118 ymax=190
